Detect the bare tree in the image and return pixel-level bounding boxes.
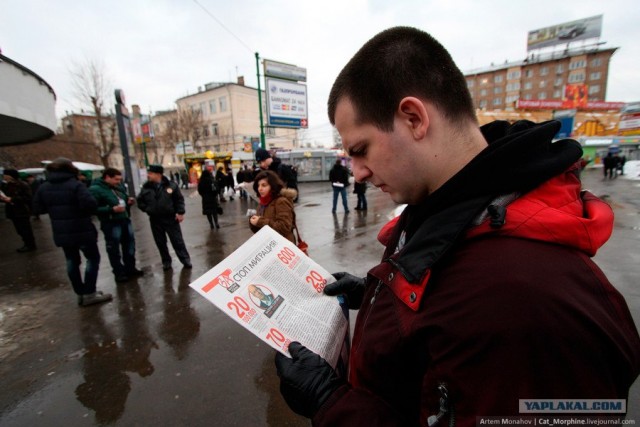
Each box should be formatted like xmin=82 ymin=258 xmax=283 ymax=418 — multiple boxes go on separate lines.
xmin=69 ymin=58 xmax=117 ymax=167
xmin=177 ymin=107 xmax=204 ymax=151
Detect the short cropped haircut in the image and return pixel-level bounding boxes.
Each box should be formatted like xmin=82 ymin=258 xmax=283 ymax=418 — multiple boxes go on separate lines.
xmin=102 ymin=167 xmax=122 ymax=179
xmin=253 ymin=170 xmax=284 ymax=197
xmin=328 ymin=26 xmax=477 ymax=131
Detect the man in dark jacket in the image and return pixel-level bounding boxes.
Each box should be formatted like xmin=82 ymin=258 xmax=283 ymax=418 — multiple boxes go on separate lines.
xmin=328 ymin=159 xmax=350 ymax=214
xmin=33 ymin=158 xmax=112 ymax=306
xmin=137 ymin=164 xmax=191 ymax=270
xmin=255 ymin=148 xmax=299 ymax=201
xmin=89 ymin=167 xmax=143 ymax=282
xmin=274 ymin=27 xmax=640 ymax=426
xmin=1 ymin=169 xmax=36 ymax=252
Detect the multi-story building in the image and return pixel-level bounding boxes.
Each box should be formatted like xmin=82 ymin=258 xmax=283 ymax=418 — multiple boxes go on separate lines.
xmin=174 ymin=78 xmax=295 ymax=154
xmin=464 ymin=46 xmax=617 ymax=110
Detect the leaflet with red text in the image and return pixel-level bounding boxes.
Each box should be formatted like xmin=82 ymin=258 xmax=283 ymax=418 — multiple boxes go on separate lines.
xmin=189 ymin=226 xmax=349 ymax=369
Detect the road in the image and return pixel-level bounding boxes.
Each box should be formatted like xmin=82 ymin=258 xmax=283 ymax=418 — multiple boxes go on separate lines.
xmin=0 ymin=168 xmax=638 ymax=425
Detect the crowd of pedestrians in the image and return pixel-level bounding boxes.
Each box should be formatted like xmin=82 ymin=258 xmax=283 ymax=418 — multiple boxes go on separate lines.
xmin=1 ymin=152 xmax=316 ymax=307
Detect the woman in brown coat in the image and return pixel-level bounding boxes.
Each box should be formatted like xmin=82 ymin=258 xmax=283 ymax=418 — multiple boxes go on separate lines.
xmin=249 ymin=170 xmax=296 ymax=242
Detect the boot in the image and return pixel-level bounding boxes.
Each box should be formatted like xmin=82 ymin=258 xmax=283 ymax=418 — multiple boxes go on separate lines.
xmin=78 ymin=291 xmax=113 ymax=307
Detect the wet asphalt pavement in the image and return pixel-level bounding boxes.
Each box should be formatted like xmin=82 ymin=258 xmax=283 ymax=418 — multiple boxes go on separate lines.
xmin=0 ymin=168 xmax=638 ymax=426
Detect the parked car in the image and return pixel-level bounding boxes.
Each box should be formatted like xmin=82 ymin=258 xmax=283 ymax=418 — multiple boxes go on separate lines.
xmin=558 ymin=24 xmax=587 ymax=40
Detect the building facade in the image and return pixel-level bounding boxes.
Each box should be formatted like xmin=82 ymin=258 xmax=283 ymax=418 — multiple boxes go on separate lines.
xmin=464 ymin=47 xmax=617 ymax=110
xmin=174 ymin=79 xmax=296 ymax=154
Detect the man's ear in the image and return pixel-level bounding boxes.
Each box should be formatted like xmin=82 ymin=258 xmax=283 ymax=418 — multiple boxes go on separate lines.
xmin=397 ymin=97 xmax=429 ymax=140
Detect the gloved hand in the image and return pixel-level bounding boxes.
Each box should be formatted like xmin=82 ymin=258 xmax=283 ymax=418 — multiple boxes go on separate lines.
xmin=275 ymin=342 xmax=344 ymax=418
xmin=324 ymin=272 xmax=366 ymax=309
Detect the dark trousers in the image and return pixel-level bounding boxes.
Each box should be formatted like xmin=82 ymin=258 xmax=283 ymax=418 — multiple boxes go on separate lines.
xmin=62 ymin=242 xmax=101 ymax=296
xmin=356 ymin=193 xmax=367 ymax=209
xmin=332 ymin=187 xmax=349 ymax=212
xmin=11 ymin=216 xmax=36 ymax=248
xmin=101 ymin=219 xmax=136 ymax=277
xmin=205 ymin=213 xmax=219 ymax=228
xmin=150 ymin=216 xmax=190 ymax=266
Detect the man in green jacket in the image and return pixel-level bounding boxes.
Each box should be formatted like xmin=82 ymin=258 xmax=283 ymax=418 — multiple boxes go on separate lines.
xmin=89 ymin=168 xmax=143 ymax=282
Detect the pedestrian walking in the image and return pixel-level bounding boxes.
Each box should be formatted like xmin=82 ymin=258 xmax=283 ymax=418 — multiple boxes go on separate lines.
xmin=1 ymin=169 xmax=37 ymax=252
xmin=89 ymin=167 xmax=144 ymax=283
xmin=236 ymin=164 xmax=250 ymax=199
xmin=197 ymin=169 xmax=220 ymax=229
xmin=353 ymin=180 xmax=367 ymax=210
xmin=215 ymin=166 xmax=227 ymax=202
xmin=254 ymin=148 xmax=299 ymax=201
xmin=25 ymin=174 xmax=43 ymax=220
xmin=329 ymin=159 xmax=350 ymax=213
xmin=274 ymin=26 xmax=640 ymax=426
xmin=137 ymin=164 xmax=191 ymax=271
xmin=180 ymin=170 xmax=189 ymax=189
xmin=225 ymin=167 xmax=236 ymax=201
xmin=33 ymin=158 xmax=111 ymax=306
xmin=249 ymin=170 xmax=297 ymax=243
xmin=603 ymin=152 xmax=615 ymax=179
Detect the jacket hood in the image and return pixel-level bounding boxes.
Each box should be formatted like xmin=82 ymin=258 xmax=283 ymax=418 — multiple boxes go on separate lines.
xmin=384 ymin=120 xmax=593 ymax=284
xmin=46 ymin=170 xmax=77 ymax=183
xmin=280 ymin=188 xmax=297 ymax=201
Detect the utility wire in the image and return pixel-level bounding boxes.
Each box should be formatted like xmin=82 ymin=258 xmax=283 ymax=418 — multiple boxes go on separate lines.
xmin=191 ymin=0 xmax=254 ymax=54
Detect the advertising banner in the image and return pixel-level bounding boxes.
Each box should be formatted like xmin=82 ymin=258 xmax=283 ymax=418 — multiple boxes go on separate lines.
xmin=266 ymin=78 xmax=309 ymax=129
xmin=527 ymin=15 xmax=603 ymax=51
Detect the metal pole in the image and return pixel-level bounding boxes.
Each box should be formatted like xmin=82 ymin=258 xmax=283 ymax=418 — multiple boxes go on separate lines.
xmin=142 ymin=140 xmax=149 ymax=167
xmin=255 ymin=52 xmax=266 ymax=149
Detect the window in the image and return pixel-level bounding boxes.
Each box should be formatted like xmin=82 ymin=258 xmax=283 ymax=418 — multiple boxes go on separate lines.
xmin=553 ymin=89 xmax=562 ymax=98
xmin=539 ymin=81 xmax=546 ymax=88
xmin=525 ymin=69 xmax=533 ymax=78
xmin=479 ymin=100 xmax=488 ymax=108
xmin=494 ymin=75 xmax=504 ymax=83
xmin=568 ymin=73 xmax=585 ymax=83
xmin=524 ymin=93 xmax=533 ymax=100
xmin=539 ymin=92 xmax=547 ymax=100
xmin=211 ymin=123 xmax=219 ymax=136
xmin=266 ymin=127 xmax=276 ymax=136
xmin=554 ymin=78 xmax=563 ymax=86
xmin=506 ymin=82 xmax=521 ymax=91
xmin=200 ymin=102 xmax=206 ymax=115
xmin=589 ymin=85 xmax=600 ymax=95
xmin=480 ymin=78 xmax=488 ymax=85
xmin=506 ymin=95 xmax=519 ymax=104
xmin=480 ymin=89 xmax=487 ymax=96
xmin=556 ymin=64 xmax=564 ymax=73
xmin=493 ymin=98 xmax=502 ymax=106
xmin=569 ymin=60 xmax=586 ymax=70
xmin=494 ymin=87 xmax=503 ymax=94
xmin=209 ymin=100 xmax=217 ymax=114
xmin=507 ymin=70 xmax=521 ymax=79
xmin=203 ymin=126 xmax=209 ymax=137
xmin=466 ymin=79 xmax=474 ymax=87
xmin=590 ymin=72 xmax=601 ymax=81
xmin=540 ymin=67 xmax=548 ymax=76
xmin=524 ymin=82 xmax=532 ymax=90
xmin=591 ymin=58 xmax=602 ymax=67
xmin=219 ymin=96 xmax=228 ymax=112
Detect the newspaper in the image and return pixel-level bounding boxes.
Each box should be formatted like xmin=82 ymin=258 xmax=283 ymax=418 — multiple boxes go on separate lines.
xmin=189 ymin=225 xmax=349 ymax=369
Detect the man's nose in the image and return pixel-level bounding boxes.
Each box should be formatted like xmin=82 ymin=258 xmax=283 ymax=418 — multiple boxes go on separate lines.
xmin=351 ymin=160 xmax=371 ymax=183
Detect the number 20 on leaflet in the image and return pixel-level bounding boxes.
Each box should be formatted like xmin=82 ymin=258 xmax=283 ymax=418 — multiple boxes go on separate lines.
xmin=306 ymin=270 xmax=327 ymax=293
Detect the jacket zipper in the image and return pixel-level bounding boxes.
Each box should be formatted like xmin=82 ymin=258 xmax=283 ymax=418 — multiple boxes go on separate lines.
xmin=427 ymin=383 xmax=455 ymax=427
xmin=352 ymin=279 xmax=384 ymax=356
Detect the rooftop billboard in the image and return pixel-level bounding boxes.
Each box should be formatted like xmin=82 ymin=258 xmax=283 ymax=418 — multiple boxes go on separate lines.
xmin=527 ymin=15 xmax=603 ymax=52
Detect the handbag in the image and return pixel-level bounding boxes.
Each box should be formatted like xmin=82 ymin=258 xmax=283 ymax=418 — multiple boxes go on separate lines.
xmin=293 ymin=221 xmax=309 ymax=256
xmin=217 ymin=206 xmax=223 ymax=215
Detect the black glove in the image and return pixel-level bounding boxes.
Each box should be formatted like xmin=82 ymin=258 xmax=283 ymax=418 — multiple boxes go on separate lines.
xmin=324 ymin=272 xmax=366 ymax=309
xmin=275 ymin=342 xmax=344 ymax=418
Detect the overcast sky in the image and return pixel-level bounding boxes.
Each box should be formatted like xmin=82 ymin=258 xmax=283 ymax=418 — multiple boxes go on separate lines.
xmin=2 ymin=0 xmax=639 ymax=147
